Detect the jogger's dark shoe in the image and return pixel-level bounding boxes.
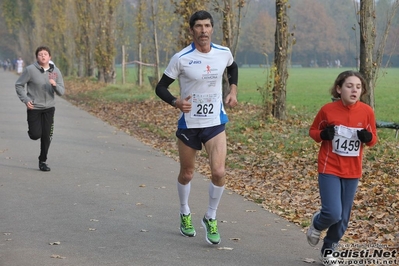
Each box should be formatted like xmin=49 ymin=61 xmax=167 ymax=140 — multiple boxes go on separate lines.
xmin=39 ymin=161 xmax=51 ymax=172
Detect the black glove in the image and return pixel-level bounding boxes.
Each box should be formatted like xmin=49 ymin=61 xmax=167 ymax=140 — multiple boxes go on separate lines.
xmin=357 ymin=129 xmax=372 ymax=143
xmin=320 ymin=125 xmax=335 ymax=140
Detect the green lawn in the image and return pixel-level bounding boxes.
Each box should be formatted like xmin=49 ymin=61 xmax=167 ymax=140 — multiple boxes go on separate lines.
xmin=238 ymin=67 xmax=399 ymax=121
xmin=115 ymin=66 xmax=399 ymax=123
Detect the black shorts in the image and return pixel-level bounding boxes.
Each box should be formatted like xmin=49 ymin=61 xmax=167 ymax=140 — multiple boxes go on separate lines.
xmin=176 ymin=124 xmax=225 ymax=150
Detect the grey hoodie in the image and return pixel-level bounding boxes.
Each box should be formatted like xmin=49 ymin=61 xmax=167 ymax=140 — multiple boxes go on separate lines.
xmin=15 ymin=61 xmax=65 ymax=109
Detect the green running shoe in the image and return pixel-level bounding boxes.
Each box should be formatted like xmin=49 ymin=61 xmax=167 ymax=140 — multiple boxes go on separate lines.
xmin=201 ymin=216 xmax=221 ymax=245
xmin=180 ymin=213 xmax=196 ymax=237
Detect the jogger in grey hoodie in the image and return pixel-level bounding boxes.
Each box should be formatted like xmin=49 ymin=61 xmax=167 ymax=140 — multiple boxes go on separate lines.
xmin=15 ymin=46 xmax=65 ymax=171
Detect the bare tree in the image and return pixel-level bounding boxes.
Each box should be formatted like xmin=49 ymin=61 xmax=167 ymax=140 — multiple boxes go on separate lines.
xmin=94 ymin=0 xmax=121 ymax=83
xmin=39 ymin=0 xmax=73 ymax=75
xmin=75 ymin=0 xmax=96 ymax=77
xmin=150 ymin=0 xmax=160 ymax=83
xmin=358 ymin=0 xmax=376 ymax=107
xmin=212 ymin=0 xmax=246 ymax=98
xmin=135 ymin=0 xmax=146 ymax=86
xmin=358 ymin=0 xmax=399 ymax=108
xmin=172 ymin=0 xmax=210 ymax=48
xmin=272 ymin=0 xmax=290 ymax=120
xmin=1 ymin=0 xmax=39 ymax=64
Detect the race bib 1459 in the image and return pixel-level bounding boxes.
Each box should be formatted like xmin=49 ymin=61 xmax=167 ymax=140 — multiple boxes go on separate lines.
xmin=332 ymin=125 xmax=362 ymax=157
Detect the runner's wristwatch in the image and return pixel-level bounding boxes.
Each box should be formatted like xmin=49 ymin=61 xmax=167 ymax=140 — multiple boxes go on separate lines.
xmin=171 ymin=98 xmax=177 ymax=108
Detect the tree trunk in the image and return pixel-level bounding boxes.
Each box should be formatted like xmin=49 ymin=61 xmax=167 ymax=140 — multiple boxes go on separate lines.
xmin=94 ymin=0 xmax=120 ymax=83
xmin=221 ymin=0 xmax=233 ymax=100
xmin=135 ymin=0 xmax=144 ymax=86
xmin=359 ymin=0 xmax=376 ymax=108
xmin=122 ymin=45 xmax=126 ymax=84
xmin=218 ymin=0 xmax=245 ymax=100
xmin=138 ymin=43 xmax=143 ymax=86
xmin=272 ymin=0 xmax=289 ymax=120
xmin=151 ymin=0 xmax=160 ymax=83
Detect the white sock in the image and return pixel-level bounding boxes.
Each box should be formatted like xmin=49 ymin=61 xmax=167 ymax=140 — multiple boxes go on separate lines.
xmin=205 ymin=183 xmax=224 ymax=220
xmin=177 ymin=181 xmax=191 ymax=215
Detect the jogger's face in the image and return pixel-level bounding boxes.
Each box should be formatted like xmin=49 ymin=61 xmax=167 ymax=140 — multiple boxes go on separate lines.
xmin=36 ymin=50 xmax=51 ymax=67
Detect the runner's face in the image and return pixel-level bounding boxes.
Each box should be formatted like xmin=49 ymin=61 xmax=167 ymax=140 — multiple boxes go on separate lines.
xmin=36 ymin=50 xmax=51 ymax=66
xmin=190 ymin=19 xmax=213 ymax=49
xmin=337 ymin=76 xmax=362 ymax=106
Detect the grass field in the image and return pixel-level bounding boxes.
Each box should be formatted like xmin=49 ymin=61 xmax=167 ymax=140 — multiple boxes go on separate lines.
xmin=115 ymin=66 xmax=399 ymax=123
xmin=239 ymin=67 xmax=399 ymax=121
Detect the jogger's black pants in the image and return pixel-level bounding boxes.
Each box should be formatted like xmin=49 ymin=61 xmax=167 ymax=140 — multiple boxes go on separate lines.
xmin=27 ymin=107 xmax=55 ymax=162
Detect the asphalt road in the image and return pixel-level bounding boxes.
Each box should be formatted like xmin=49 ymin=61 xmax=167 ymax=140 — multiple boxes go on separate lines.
xmin=0 ymin=70 xmax=321 ymax=266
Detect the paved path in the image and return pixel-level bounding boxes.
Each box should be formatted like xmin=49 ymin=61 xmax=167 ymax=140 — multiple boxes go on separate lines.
xmin=0 ymin=70 xmax=320 ymax=266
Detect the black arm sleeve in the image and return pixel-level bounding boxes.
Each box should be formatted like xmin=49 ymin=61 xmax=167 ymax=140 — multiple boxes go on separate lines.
xmin=155 ymin=74 xmax=176 ymax=105
xmin=226 ymin=61 xmax=238 ymax=86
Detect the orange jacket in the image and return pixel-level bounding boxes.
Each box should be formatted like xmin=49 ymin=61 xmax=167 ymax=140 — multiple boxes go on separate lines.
xmin=309 ymin=100 xmax=378 ymax=178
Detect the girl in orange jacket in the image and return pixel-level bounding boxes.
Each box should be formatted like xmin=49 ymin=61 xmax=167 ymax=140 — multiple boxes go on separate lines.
xmin=306 ymin=71 xmax=377 ymax=263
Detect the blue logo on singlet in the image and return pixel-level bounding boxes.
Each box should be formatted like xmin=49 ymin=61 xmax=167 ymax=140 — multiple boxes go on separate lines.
xmin=189 ymin=60 xmax=201 ymax=65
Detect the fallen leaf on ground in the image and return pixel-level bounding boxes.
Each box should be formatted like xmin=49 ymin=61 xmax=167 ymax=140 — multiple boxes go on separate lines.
xmin=303 ymin=257 xmax=316 ymax=263
xmin=64 ymin=80 xmax=399 ymax=247
xmin=217 ymin=247 xmax=234 ymax=250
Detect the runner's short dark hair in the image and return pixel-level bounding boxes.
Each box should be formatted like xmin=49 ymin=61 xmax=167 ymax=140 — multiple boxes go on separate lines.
xmin=189 ymin=10 xmax=214 ymax=28
xmin=35 ymin=46 xmax=52 ymax=57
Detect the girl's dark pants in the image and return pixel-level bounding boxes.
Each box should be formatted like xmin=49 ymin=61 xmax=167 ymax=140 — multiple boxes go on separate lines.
xmin=27 ymin=107 xmax=55 ymax=162
xmin=314 ymin=173 xmax=359 ymax=252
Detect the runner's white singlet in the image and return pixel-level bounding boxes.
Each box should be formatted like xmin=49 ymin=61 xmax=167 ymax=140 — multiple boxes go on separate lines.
xmin=164 ymin=42 xmax=234 ymax=129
